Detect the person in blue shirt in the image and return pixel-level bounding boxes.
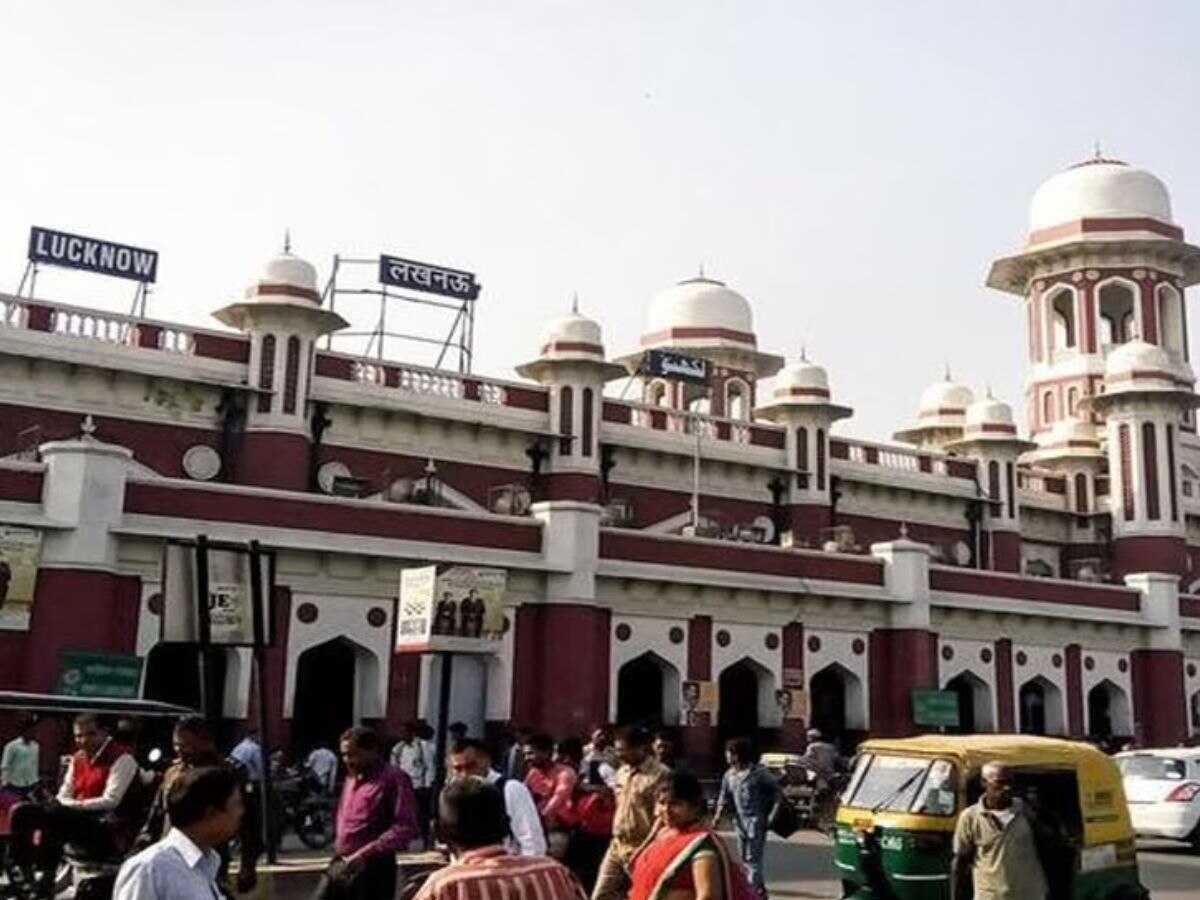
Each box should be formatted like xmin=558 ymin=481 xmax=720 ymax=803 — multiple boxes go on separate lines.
xmin=115 ymin=766 xmax=244 ymax=900
xmin=712 ymin=738 xmax=780 ymax=900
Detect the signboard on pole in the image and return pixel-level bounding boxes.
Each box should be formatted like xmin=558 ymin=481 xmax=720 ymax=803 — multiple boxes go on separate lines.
xmin=912 ymin=689 xmax=960 ymax=728
xmin=378 ymin=254 xmax=480 ymax=301
xmin=160 ymin=541 xmax=273 ymax=646
xmin=396 ymin=565 xmax=507 ymax=653
xmin=0 ymin=526 xmax=42 ymax=632
xmin=645 ymin=349 xmax=710 ymax=385
xmin=28 ymin=226 xmax=158 ymax=283
xmin=57 ymin=651 xmax=143 ymax=699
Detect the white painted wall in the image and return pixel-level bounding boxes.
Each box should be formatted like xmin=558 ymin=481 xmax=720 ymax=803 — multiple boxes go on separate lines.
xmin=938 ymin=638 xmax=997 ymax=731
xmin=712 ymin=622 xmax=782 ymax=728
xmin=1080 ymin=649 xmax=1133 ymax=736
xmin=609 ymin=615 xmax=688 ymax=725
xmin=1012 ymin=644 xmax=1066 ymax=734
xmin=804 ymin=628 xmax=869 ymax=730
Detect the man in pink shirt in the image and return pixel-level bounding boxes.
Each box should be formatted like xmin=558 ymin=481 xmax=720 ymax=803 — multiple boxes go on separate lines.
xmin=522 ymin=732 xmax=577 ymax=857
xmin=315 ymin=726 xmax=418 ymax=900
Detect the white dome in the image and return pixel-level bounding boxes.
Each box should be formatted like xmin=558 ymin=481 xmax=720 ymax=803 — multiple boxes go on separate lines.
xmin=774 ymin=358 xmax=830 ymax=394
xmin=541 ymin=310 xmax=603 ymax=349
xmin=919 ymin=379 xmax=974 ymax=416
xmin=965 ymin=395 xmax=1014 ymax=429
xmin=1105 ymin=339 xmax=1175 ymax=378
xmin=260 ymin=252 xmax=319 ymax=293
xmin=1029 ymin=159 xmax=1172 ymax=233
xmin=646 ymin=276 xmax=754 ymax=337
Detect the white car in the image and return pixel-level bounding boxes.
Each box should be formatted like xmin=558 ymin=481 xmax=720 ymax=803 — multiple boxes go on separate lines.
xmin=1115 ymin=747 xmax=1200 ymax=848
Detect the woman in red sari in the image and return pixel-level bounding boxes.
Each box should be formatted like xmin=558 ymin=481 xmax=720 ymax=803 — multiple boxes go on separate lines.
xmin=629 ymin=771 xmax=758 ymax=900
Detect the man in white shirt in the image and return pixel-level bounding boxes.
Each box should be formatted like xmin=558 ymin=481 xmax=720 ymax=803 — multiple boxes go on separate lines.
xmin=306 ymin=744 xmax=339 ymax=795
xmin=115 ymin=765 xmax=245 ymax=900
xmin=447 ymin=738 xmax=546 ymax=856
xmin=229 ymin=730 xmax=264 ymax=783
xmin=1 ymin=716 xmax=40 ymax=792
xmin=391 ymin=723 xmax=432 ymax=847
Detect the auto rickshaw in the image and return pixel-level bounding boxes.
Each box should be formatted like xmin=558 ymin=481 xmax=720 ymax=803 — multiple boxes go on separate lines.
xmin=833 ymin=734 xmax=1147 ymax=900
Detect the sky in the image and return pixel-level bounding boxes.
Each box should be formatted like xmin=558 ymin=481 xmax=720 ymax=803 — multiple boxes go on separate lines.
xmin=2 ymin=1 xmax=1199 ymax=440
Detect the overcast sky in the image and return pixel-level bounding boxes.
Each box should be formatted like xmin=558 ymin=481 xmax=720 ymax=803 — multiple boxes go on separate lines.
xmin=2 ymin=1 xmax=1198 ymax=440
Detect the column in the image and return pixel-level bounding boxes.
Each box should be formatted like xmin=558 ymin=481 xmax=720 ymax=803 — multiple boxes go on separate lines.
xmin=681 ymin=615 xmax=715 ymax=769
xmin=1126 ymin=573 xmax=1187 ymax=745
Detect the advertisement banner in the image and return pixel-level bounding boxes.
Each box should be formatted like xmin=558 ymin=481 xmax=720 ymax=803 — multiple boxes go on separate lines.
xmin=397 ymin=565 xmax=508 ymax=653
xmin=681 ymin=679 xmax=717 ymax=726
xmin=160 ymin=542 xmax=272 ymax=646
xmin=0 ymin=526 xmax=42 ymax=631
xmin=57 ymin=651 xmax=143 ymax=699
xmin=28 ymin=226 xmax=158 ymax=283
xmin=775 ymin=688 xmax=808 ymax=720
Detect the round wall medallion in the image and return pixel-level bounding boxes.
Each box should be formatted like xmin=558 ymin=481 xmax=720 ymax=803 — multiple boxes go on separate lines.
xmin=941 ymin=645 xmax=954 ymax=661
xmin=852 ymin=638 xmax=866 ymax=656
xmin=1084 ymin=656 xmax=1095 ymax=671
xmin=182 ymin=445 xmax=221 ymax=481
xmin=615 ymin=623 xmax=632 ymax=642
xmin=1133 ymin=269 xmax=1146 ymax=280
xmin=1085 ymin=269 xmax=1099 ymax=281
xmin=1071 ymin=272 xmax=1083 ymax=283
xmin=669 ymin=627 xmax=685 ymax=644
xmin=1035 ymin=280 xmax=1045 ymax=292
xmin=807 ymin=635 xmax=822 ymax=653
xmin=147 ymin=593 xmax=163 ymax=616
xmin=980 ymin=647 xmax=993 ymax=664
xmin=1052 ymin=653 xmax=1063 ymax=669
xmin=317 ymin=461 xmax=352 ymax=494
xmin=1118 ymin=658 xmax=1128 ymax=673
xmin=765 ymin=633 xmax=780 ymax=651
xmin=366 ymin=607 xmax=388 ymax=628
xmin=716 ymin=630 xmax=731 ymax=647
xmin=1016 ymin=651 xmax=1028 ymax=666
xmin=1187 ymin=663 xmax=1197 ymax=678
xmin=296 ymin=602 xmax=319 ymax=624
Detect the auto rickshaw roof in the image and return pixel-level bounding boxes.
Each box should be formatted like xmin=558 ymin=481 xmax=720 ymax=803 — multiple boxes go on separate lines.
xmin=857 ymin=733 xmax=1115 ymax=772
xmin=0 ymin=690 xmax=197 ymax=718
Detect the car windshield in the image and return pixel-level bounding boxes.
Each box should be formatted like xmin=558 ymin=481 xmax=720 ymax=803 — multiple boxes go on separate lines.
xmin=1117 ymin=755 xmax=1186 ymax=780
xmin=844 ymin=754 xmax=957 ymax=815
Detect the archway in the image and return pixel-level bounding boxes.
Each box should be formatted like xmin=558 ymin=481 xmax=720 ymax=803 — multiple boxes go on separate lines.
xmin=1019 ymin=676 xmax=1064 ymax=735
xmin=143 ymin=643 xmax=228 ymax=714
xmin=292 ymin=639 xmax=358 ymax=753
xmin=617 ymin=652 xmax=680 ymax=728
xmin=809 ymin=663 xmax=865 ymax=740
xmin=945 ymin=671 xmax=993 ymax=734
xmin=1087 ymin=680 xmax=1131 ymax=739
xmin=718 ymin=658 xmax=770 ymax=745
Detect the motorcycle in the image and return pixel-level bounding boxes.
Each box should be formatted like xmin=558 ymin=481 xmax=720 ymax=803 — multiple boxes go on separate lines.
xmin=270 ymin=765 xmax=334 ymax=851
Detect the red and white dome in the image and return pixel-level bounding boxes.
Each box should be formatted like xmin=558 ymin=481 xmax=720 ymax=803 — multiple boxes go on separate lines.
xmin=248 ymin=251 xmax=321 ymax=305
xmin=1101 ymin=339 xmax=1193 ymax=395
xmin=961 ymin=394 xmax=1018 ymax=438
xmin=756 ymin=355 xmax=852 ymax=421
xmin=539 ymin=309 xmax=605 ymax=360
xmin=918 ymin=378 xmax=974 ymax=420
xmin=643 ymin=276 xmax=755 ymax=347
xmin=1030 ymin=159 xmax=1172 ymax=234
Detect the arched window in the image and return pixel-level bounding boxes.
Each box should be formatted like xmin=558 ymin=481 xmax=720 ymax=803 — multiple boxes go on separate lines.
xmin=1143 ymin=422 xmax=1160 ymax=521
xmin=1042 ymin=391 xmax=1055 ymax=426
xmin=1074 ymin=472 xmax=1089 ymax=515
xmin=559 ymin=386 xmax=574 ymax=455
xmin=1157 ymin=284 xmax=1185 ymax=356
xmin=796 ymin=427 xmax=809 ymax=488
xmin=816 ymin=428 xmax=826 ymax=492
xmin=648 ymin=380 xmax=668 ymax=407
xmin=1098 ymin=281 xmax=1137 ymax=345
xmin=257 ymin=333 xmax=276 ymax=413
xmin=1067 ymin=387 xmax=1079 ymax=416
xmin=725 ymin=379 xmax=750 ymax=421
xmin=581 ymin=388 xmax=594 ymax=458
xmin=987 ymin=460 xmax=1000 ymax=502
xmin=283 ymin=336 xmax=301 ymax=414
xmin=1050 ymin=289 xmax=1076 ymax=350
xmin=1119 ymin=423 xmax=1133 ymax=521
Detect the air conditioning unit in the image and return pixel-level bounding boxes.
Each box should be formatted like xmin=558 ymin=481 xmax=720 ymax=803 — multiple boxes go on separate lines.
xmin=330 ymin=475 xmax=372 ymax=498
xmin=602 ymin=499 xmax=636 ymax=527
xmin=819 ymin=525 xmax=857 ymax=553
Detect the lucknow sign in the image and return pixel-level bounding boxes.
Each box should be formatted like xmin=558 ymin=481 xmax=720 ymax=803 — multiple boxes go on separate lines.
xmin=378 ymin=254 xmax=480 ymax=301
xmin=28 ymin=226 xmax=159 ymax=283
xmin=912 ymin=689 xmax=959 ymax=728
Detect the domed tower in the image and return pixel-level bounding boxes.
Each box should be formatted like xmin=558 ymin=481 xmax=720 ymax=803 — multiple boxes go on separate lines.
xmin=516 ymin=304 xmax=625 ymax=502
xmin=946 ymin=394 xmax=1034 ymax=571
xmin=756 ymin=355 xmax=853 ymax=545
xmin=213 ymin=250 xmax=347 ymax=490
xmin=988 ymin=155 xmax=1200 ymax=442
xmin=1085 ymin=340 xmax=1199 ymax=579
xmin=894 ymin=373 xmax=975 ymax=450
xmin=621 ymin=275 xmax=784 ymax=419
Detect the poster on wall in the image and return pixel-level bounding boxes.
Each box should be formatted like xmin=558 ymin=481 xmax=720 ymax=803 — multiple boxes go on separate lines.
xmin=396 ymin=565 xmax=508 ymax=653
xmin=0 ymin=526 xmax=42 ymax=631
xmin=775 ymin=688 xmax=808 ymax=720
xmin=682 ymin=679 xmax=717 ymax=725
xmin=160 ymin=541 xmax=273 ymax=646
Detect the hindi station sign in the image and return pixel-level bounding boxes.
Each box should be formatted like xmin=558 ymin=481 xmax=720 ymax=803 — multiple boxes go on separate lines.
xmin=28 ymin=226 xmax=159 ymax=284
xmin=379 ymin=254 xmax=480 ymax=301
xmin=912 ymin=689 xmax=960 ymax=728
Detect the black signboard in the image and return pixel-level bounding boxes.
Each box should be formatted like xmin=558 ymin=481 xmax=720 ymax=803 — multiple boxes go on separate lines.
xmin=646 ymin=349 xmax=710 ymax=385
xmin=379 ymin=254 xmax=480 ymax=301
xmin=28 ymin=226 xmax=158 ymax=283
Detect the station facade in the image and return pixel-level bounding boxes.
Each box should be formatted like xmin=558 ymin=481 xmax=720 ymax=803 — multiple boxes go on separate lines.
xmin=1 ymin=154 xmax=1199 ymax=763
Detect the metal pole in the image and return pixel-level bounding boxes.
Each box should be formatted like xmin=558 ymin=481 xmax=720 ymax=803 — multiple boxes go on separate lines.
xmin=195 ymin=535 xmax=215 ymax=724
xmin=691 ymin=413 xmax=701 ymax=530
xmin=248 ymin=541 xmax=278 ymax=864
xmin=432 ymin=652 xmax=454 ymax=803
xmin=28 ymin=263 xmax=39 ymax=300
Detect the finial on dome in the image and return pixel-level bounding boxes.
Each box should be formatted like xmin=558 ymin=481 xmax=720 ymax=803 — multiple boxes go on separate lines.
xmin=985 ymin=384 xmax=994 ymax=400
xmin=283 ymin=228 xmax=292 ymax=254
xmin=698 ymin=261 xmax=705 ymax=279
xmin=943 ymin=361 xmax=952 ymax=381
xmin=1092 ymin=139 xmax=1103 ymax=161
xmin=800 ymin=345 xmax=807 ymax=362
xmin=571 ymin=292 xmax=579 ymax=314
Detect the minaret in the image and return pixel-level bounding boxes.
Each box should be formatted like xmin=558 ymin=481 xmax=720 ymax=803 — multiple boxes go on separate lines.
xmin=755 ymin=354 xmax=852 ymax=547
xmin=894 ymin=372 xmax=975 ymax=451
xmin=213 ymin=250 xmax=346 ymax=491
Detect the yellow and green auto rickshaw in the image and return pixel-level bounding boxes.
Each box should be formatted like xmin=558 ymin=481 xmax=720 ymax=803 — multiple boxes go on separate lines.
xmin=833 ymin=734 xmax=1147 ymax=900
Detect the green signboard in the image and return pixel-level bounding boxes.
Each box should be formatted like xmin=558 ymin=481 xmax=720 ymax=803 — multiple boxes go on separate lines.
xmin=57 ymin=652 xmax=143 ymax=699
xmin=912 ymin=689 xmax=959 ymax=728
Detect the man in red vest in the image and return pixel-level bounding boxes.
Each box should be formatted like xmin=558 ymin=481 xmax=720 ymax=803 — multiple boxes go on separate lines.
xmin=7 ymin=713 xmax=141 ymax=894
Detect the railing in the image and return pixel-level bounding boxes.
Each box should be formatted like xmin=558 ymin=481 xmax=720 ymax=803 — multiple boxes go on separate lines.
xmin=604 ymin=399 xmax=786 ymax=448
xmin=832 ymin=438 xmax=974 ymax=480
xmin=1 ymin=295 xmax=26 ymax=328
xmin=52 ymin=309 xmax=133 ymax=345
xmin=1017 ymin=469 xmax=1068 ymax=495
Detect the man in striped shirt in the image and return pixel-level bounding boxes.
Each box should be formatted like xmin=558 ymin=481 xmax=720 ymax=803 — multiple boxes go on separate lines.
xmin=416 ymin=778 xmax=586 ymax=900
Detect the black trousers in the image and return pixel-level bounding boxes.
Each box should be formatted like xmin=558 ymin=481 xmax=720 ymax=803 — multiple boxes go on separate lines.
xmin=313 ymin=854 xmax=398 ymax=900
xmin=9 ymin=802 xmax=123 ymax=874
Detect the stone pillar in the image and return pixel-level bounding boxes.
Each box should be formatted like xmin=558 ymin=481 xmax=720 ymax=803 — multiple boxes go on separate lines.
xmin=681 ymin=615 xmax=715 ymax=769
xmin=1126 ymin=572 xmax=1187 ymax=745
xmin=1065 ymin=644 xmax=1084 ymax=737
xmin=868 ymin=534 xmax=938 ymax=736
xmin=994 ymin=639 xmax=1015 ymax=731
xmin=780 ymin=622 xmax=805 ymax=751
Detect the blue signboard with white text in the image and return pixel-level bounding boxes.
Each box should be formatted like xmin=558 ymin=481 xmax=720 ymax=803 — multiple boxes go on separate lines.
xmin=28 ymin=226 xmax=158 ymax=283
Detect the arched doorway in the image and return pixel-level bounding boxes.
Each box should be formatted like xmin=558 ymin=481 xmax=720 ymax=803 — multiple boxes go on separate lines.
xmin=1087 ymin=680 xmax=1132 ymax=740
xmin=718 ymin=659 xmax=767 ymax=745
xmin=617 ymin=653 xmax=668 ymax=728
xmin=143 ymin=643 xmax=228 ymax=714
xmin=809 ymin=663 xmax=865 ymax=741
xmin=1019 ymin=676 xmax=1064 ymax=735
xmin=293 ymin=639 xmax=358 ymax=753
xmin=944 ymin=671 xmax=993 ymax=734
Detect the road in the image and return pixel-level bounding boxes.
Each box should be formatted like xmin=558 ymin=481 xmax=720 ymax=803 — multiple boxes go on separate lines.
xmin=252 ymin=833 xmax=1200 ymax=899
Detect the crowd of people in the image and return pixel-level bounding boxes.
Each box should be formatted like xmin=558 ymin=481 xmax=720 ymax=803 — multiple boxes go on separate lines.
xmin=1 ymin=713 xmax=807 ymax=900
